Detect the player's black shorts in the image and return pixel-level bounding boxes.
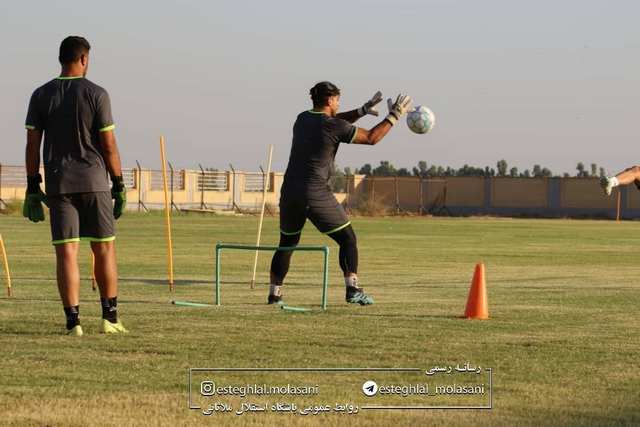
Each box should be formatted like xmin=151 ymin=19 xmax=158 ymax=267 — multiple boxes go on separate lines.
xmin=279 ymin=186 xmax=350 ymax=235
xmin=48 ymin=192 xmax=115 ymax=245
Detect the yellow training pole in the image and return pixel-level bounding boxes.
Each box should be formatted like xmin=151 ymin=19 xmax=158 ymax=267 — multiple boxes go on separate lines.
xmin=0 ymin=234 xmax=12 ymax=297
xmin=160 ymin=136 xmax=175 ymax=292
xmin=90 ymin=252 xmax=96 ymax=291
xmin=250 ymin=145 xmax=274 ymax=289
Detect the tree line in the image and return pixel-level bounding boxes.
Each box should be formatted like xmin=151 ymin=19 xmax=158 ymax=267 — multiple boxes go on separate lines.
xmin=330 ymin=160 xmax=606 ymax=192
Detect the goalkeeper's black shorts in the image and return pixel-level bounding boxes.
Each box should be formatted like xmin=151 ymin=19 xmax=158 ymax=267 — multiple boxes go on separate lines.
xmin=48 ymin=192 xmax=115 ymax=245
xmin=279 ymin=185 xmax=350 ymax=236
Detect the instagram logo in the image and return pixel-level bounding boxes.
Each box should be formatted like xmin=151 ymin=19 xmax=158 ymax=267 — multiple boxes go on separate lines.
xmin=200 ymin=381 xmax=215 ymax=396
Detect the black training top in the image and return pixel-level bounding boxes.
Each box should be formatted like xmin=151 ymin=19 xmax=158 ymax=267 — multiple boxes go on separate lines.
xmin=282 ymin=110 xmax=357 ymax=191
xmin=25 ymin=76 xmax=114 ymax=195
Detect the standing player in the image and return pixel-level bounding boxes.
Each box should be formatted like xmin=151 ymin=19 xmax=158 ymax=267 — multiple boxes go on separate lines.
xmin=268 ymin=81 xmax=411 ymax=305
xmin=24 ymin=36 xmax=128 ymax=335
xmin=600 ymin=167 xmax=640 ymax=195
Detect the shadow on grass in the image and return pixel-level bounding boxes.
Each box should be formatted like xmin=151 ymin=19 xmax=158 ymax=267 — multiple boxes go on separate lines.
xmin=343 ymin=312 xmax=461 ymax=320
xmin=0 ymin=296 xmax=60 ymax=303
xmin=120 ymin=278 xmax=211 ymax=286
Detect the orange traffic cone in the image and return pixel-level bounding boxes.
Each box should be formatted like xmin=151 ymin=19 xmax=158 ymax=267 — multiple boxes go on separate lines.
xmin=464 ymin=263 xmax=489 ymax=319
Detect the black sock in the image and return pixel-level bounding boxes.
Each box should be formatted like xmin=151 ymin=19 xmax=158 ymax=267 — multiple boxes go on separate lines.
xmin=64 ymin=305 xmax=80 ymax=330
xmin=100 ymin=297 xmax=118 ymax=324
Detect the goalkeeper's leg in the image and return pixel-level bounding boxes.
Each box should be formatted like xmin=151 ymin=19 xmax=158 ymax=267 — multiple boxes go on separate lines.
xmin=269 ymin=232 xmax=302 ymax=304
xmin=92 ymin=241 xmax=127 ymax=333
xmin=55 ymin=242 xmax=83 ymax=334
xmin=326 ymin=225 xmax=373 ymax=305
xmin=50 ymin=195 xmax=83 ymax=335
xmin=601 ymin=165 xmax=640 ymax=196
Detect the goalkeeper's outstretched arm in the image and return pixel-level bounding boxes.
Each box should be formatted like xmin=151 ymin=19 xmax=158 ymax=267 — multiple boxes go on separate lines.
xmin=336 ymin=91 xmax=384 ymax=123
xmin=351 ymin=94 xmax=411 ymax=146
xmin=336 ymin=109 xmax=363 ymax=124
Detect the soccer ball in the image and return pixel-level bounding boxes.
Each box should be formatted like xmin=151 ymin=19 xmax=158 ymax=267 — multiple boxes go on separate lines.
xmin=406 ymin=106 xmax=436 ymax=134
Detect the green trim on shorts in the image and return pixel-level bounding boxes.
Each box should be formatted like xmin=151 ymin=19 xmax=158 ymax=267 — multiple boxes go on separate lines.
xmin=52 ymin=238 xmax=81 ymax=245
xmin=56 ymin=76 xmax=84 ymax=80
xmin=348 ymin=127 xmax=358 ymax=143
xmin=99 ymin=124 xmax=115 ymax=132
xmin=81 ymin=236 xmax=116 ymax=243
xmin=324 ymin=221 xmax=351 ymax=235
xmin=280 ymin=229 xmax=303 ymax=236
xmin=25 ymin=125 xmax=36 ymax=130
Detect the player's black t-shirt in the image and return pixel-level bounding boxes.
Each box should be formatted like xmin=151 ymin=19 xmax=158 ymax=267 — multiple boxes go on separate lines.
xmin=282 ymin=110 xmax=357 ymax=192
xmin=25 ymin=76 xmax=115 ymax=195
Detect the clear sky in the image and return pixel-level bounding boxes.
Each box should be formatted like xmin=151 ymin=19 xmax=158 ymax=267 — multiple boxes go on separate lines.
xmin=1 ymin=0 xmax=638 ymax=175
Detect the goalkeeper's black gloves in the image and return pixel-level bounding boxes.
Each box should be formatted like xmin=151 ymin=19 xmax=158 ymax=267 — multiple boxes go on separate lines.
xmin=111 ymin=175 xmax=126 ymax=220
xmin=22 ymin=173 xmax=47 ymax=223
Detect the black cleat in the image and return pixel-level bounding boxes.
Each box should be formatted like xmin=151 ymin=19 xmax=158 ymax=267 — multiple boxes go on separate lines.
xmin=268 ymin=294 xmax=284 ymax=305
xmin=346 ymin=287 xmax=374 ymax=305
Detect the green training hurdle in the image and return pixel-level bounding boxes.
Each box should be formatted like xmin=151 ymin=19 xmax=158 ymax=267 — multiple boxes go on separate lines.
xmin=215 ymin=242 xmax=330 ymax=310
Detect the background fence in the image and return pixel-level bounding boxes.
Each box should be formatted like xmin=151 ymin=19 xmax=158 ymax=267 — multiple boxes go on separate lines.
xmin=346 ymin=175 xmax=631 ymax=219
xmin=0 ymin=163 xmax=636 ymax=218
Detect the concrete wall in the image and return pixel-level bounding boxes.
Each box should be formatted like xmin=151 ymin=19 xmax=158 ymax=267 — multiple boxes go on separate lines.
xmin=0 ymin=166 xmax=283 ymax=213
xmin=2 ymin=164 xmax=638 ymax=218
xmin=348 ymin=176 xmax=639 ymax=219
xmin=492 ymin=178 xmax=547 ymax=208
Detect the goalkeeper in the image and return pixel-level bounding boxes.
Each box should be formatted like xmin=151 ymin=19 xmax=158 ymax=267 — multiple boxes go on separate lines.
xmin=24 ymin=36 xmax=127 ymax=335
xmin=268 ymin=81 xmax=411 ymax=306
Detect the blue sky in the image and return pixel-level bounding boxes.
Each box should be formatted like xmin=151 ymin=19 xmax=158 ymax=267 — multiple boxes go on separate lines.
xmin=1 ymin=0 xmax=638 ymax=174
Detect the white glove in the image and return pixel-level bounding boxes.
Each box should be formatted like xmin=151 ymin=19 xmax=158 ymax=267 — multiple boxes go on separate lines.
xmin=357 ymin=91 xmax=383 ymax=117
xmin=385 ymin=94 xmax=412 ymax=125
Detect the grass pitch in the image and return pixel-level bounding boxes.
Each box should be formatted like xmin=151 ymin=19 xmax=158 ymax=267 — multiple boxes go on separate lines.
xmin=0 ymin=212 xmax=639 ymax=426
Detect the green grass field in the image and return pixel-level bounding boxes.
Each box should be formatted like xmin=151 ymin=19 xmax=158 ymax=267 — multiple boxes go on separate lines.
xmin=1 ymin=212 xmax=639 ymax=426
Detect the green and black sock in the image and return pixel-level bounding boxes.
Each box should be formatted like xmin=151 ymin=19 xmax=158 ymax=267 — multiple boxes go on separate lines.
xmin=63 ymin=305 xmax=80 ymax=330
xmin=100 ymin=297 xmax=118 ymax=324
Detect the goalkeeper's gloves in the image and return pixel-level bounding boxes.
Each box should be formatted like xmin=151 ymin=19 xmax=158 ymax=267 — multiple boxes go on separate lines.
xmin=357 ymin=91 xmax=383 ymax=117
xmin=384 ymin=94 xmax=412 ymax=125
xmin=111 ymin=175 xmax=126 ymax=220
xmin=22 ymin=173 xmax=47 ymax=223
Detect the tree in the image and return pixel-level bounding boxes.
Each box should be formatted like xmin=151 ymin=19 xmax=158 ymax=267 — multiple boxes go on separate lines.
xmin=373 ymin=161 xmax=396 ymax=176
xmin=496 ymin=159 xmax=508 ymax=177
xmin=522 ymin=169 xmax=531 ymax=178
xmin=413 ymin=160 xmax=428 ymax=178
xmin=590 ymin=163 xmax=598 ymax=177
xmin=599 ymin=167 xmax=606 ymax=178
xmin=532 ymin=164 xmax=542 ymax=177
xmin=330 ymin=164 xmax=346 ymax=192
xmin=456 ymin=164 xmax=486 ymax=177
xmin=576 ymin=162 xmax=586 ymax=177
xmin=541 ymin=167 xmax=552 ymax=177
xmin=509 ymin=167 xmax=518 ymax=177
xmin=358 ymin=163 xmax=372 ymax=176
xmin=397 ymin=168 xmax=411 ymax=177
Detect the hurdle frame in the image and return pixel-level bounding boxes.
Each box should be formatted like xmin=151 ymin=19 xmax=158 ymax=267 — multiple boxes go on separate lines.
xmin=215 ymin=242 xmax=329 ymax=310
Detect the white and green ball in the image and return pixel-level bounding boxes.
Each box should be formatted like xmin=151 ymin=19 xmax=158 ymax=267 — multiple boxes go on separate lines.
xmin=406 ymin=106 xmax=436 ymax=134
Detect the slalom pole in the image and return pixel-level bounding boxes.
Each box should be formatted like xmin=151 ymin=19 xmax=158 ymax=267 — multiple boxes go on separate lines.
xmin=91 ymin=252 xmax=96 ymax=292
xmin=160 ymin=136 xmax=175 ymax=292
xmin=0 ymin=234 xmax=12 ymax=297
xmin=250 ymin=145 xmax=274 ymax=289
